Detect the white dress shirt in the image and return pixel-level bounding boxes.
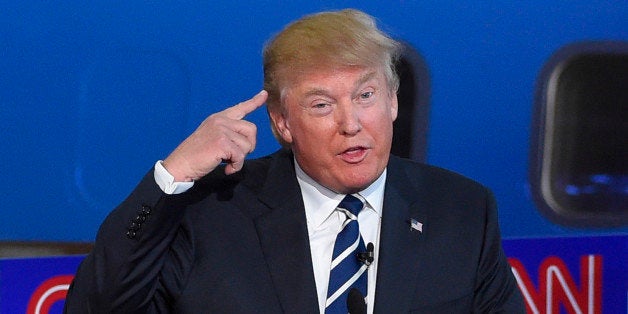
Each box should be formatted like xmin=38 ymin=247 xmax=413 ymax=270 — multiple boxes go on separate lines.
xmin=154 ymin=160 xmax=385 ymax=314
xmin=295 ymin=162 xmax=384 ymax=314
xmin=154 ymin=161 xmax=194 ymax=194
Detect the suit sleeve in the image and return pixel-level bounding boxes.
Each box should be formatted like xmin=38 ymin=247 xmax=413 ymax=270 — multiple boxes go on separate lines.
xmin=64 ymin=168 xmax=195 ymax=313
xmin=472 ymin=189 xmax=526 ymax=313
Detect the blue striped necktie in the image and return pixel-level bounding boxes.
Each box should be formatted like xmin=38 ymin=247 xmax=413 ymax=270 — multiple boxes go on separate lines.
xmin=326 ymin=194 xmax=368 ymax=313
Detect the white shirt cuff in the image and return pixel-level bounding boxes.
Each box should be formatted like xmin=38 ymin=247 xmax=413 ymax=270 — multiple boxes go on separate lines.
xmin=154 ymin=160 xmax=194 ymax=194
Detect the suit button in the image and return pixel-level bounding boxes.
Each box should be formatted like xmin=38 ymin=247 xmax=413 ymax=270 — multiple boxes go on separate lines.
xmin=129 ymin=221 xmax=140 ymax=231
xmin=134 ymin=215 xmax=146 ymax=224
xmin=141 ymin=204 xmax=152 ymax=215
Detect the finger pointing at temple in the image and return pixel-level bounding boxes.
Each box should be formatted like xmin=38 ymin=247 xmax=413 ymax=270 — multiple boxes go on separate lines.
xmin=162 ymin=90 xmax=268 ymax=181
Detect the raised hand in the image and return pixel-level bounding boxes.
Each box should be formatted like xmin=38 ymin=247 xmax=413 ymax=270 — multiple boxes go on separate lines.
xmin=162 ymin=90 xmax=268 ymax=181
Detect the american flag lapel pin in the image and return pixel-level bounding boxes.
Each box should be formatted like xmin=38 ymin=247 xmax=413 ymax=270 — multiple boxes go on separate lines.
xmin=409 ymin=218 xmax=423 ymax=233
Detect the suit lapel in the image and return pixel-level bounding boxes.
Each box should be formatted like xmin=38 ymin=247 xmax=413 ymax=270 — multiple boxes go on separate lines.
xmin=254 ymin=150 xmax=320 ymax=313
xmin=374 ymin=156 xmax=428 ymax=312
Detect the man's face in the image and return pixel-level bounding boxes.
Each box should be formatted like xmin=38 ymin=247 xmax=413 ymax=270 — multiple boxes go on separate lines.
xmin=270 ymin=65 xmax=398 ymax=194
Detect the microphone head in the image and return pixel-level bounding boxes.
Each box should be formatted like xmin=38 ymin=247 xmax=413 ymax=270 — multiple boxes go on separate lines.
xmin=357 ymin=242 xmax=375 ymax=266
xmin=347 ymin=288 xmax=367 ymax=314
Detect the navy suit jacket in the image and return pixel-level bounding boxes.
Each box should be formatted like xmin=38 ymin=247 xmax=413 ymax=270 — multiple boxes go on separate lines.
xmin=65 ymin=149 xmax=524 ymax=313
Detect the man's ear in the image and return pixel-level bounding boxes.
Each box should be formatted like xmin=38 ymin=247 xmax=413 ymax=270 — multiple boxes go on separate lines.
xmin=390 ymin=92 xmax=399 ymax=121
xmin=269 ymin=108 xmax=293 ymax=144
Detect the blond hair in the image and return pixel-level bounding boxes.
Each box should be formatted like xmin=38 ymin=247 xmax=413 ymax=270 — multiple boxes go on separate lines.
xmin=263 ymin=9 xmax=401 ymax=145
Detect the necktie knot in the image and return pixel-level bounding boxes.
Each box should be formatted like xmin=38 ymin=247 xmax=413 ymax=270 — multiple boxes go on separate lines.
xmin=338 ymin=194 xmax=364 ymax=217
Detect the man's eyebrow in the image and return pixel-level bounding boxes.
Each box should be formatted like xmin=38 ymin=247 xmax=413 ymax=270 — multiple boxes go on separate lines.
xmin=303 ymin=88 xmax=331 ymax=98
xmin=354 ymin=71 xmax=378 ymax=89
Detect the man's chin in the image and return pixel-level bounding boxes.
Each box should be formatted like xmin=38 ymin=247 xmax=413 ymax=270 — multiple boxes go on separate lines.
xmin=332 ymin=176 xmax=378 ymax=194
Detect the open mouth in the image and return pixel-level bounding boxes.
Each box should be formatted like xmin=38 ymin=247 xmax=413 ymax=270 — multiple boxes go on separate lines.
xmin=339 ymin=146 xmax=368 ymax=163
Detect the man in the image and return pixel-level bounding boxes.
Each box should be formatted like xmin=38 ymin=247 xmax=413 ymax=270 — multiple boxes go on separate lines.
xmin=65 ymin=9 xmax=524 ymax=313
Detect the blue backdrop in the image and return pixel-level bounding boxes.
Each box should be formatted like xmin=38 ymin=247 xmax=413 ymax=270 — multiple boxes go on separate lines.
xmin=1 ymin=1 xmax=626 ymax=241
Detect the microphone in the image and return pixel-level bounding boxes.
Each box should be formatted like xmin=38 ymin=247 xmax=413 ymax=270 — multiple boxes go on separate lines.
xmin=357 ymin=242 xmax=374 ymax=266
xmin=347 ymin=288 xmax=367 ymax=314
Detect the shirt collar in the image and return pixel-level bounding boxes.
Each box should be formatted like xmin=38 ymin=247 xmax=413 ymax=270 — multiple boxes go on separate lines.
xmin=295 ymin=158 xmax=386 ymax=231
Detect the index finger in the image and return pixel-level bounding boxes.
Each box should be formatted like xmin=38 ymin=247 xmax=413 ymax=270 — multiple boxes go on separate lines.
xmin=224 ymin=90 xmax=268 ymax=120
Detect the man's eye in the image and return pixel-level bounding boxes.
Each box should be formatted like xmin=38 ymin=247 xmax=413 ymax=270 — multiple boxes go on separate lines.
xmin=360 ymin=91 xmax=374 ymax=99
xmin=313 ymin=103 xmax=329 ymax=109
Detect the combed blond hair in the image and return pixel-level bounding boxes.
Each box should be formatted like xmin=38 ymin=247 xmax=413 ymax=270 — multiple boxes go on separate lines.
xmin=263 ymin=9 xmax=401 ymax=145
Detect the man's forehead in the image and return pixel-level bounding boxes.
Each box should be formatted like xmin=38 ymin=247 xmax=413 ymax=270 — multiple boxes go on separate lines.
xmin=286 ymin=66 xmax=382 ymax=93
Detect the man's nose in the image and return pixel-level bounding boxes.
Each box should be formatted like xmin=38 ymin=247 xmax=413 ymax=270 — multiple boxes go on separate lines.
xmin=337 ymin=103 xmax=362 ymax=135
